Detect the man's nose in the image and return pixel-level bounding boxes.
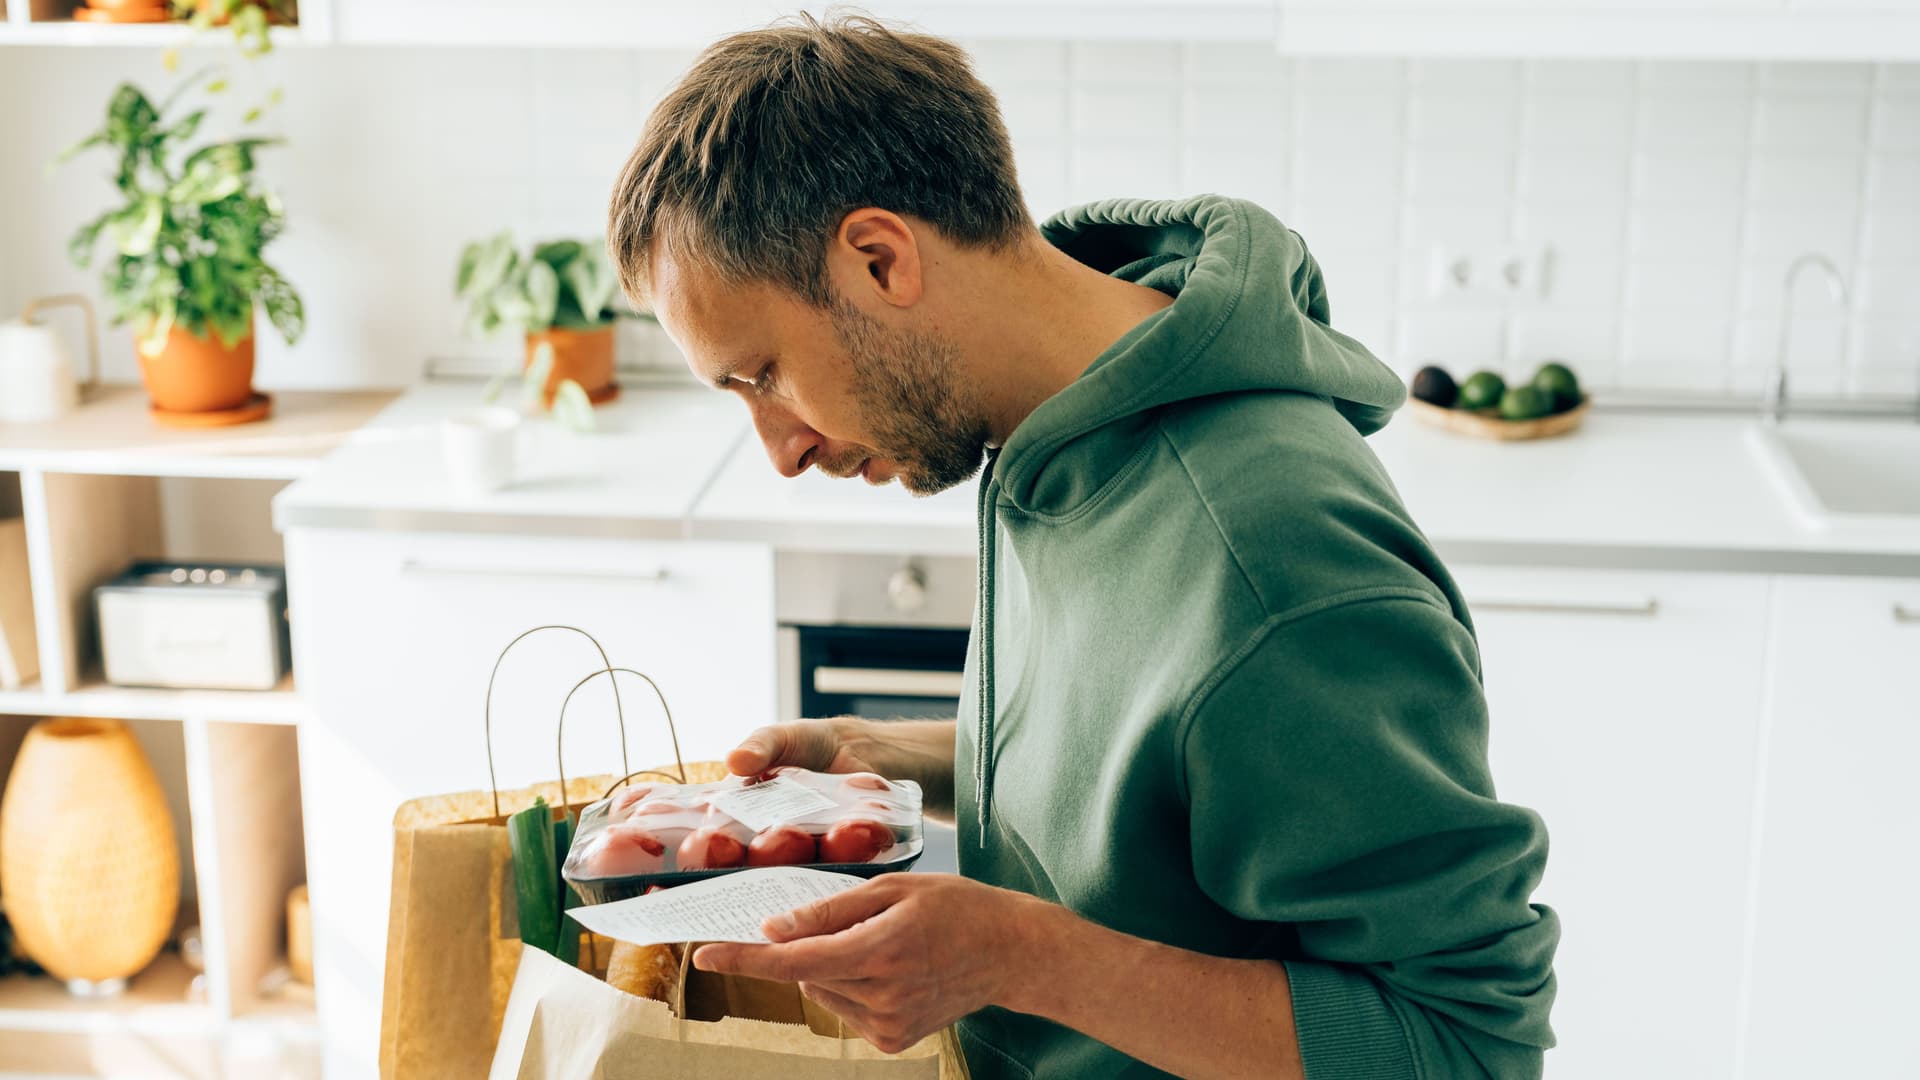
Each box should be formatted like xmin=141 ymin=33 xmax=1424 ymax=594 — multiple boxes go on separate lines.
xmin=750 ymin=401 xmax=825 ymax=478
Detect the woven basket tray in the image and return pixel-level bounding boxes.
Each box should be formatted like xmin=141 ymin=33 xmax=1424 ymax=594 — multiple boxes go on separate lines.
xmin=1407 ymin=395 xmax=1590 ymax=441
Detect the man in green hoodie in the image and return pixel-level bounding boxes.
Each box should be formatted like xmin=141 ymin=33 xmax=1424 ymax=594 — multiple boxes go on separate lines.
xmin=608 ymin=14 xmax=1558 ymax=1079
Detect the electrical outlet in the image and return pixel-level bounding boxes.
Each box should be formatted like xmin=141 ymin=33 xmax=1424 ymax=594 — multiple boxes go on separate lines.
xmin=1426 ymin=245 xmax=1553 ymax=302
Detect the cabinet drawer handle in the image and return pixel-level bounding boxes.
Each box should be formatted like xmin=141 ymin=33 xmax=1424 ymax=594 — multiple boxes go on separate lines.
xmin=812 ymin=666 xmax=966 ymax=699
xmin=1896 ymin=604 xmax=1920 ymax=625
xmin=1470 ymin=597 xmax=1660 ymax=618
xmin=400 ymin=560 xmax=669 ymax=585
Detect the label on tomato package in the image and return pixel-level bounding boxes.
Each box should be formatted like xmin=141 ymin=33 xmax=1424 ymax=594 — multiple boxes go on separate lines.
xmin=708 ymin=776 xmax=841 ymax=832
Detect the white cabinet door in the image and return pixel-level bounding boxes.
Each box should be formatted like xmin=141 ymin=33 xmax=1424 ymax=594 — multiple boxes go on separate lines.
xmin=1457 ymin=567 xmax=1772 ymax=1080
xmin=1739 ymin=576 xmax=1920 ymax=1080
xmin=286 ymin=527 xmax=775 ymax=1080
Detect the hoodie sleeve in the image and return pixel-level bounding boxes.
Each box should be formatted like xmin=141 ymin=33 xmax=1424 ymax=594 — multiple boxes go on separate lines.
xmin=1179 ymin=590 xmax=1559 ymax=1080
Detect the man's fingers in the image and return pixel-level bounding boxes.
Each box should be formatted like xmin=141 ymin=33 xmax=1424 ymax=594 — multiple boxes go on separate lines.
xmin=726 ymin=722 xmax=845 ymax=776
xmin=799 ymin=980 xmax=878 ymax=1029
xmin=800 ymin=980 xmax=923 ymax=1055
xmin=692 ymin=931 xmax=880 ymax=984
xmin=725 ymin=725 xmax=789 ymax=776
xmin=767 ymin=879 xmax=898 ymax=942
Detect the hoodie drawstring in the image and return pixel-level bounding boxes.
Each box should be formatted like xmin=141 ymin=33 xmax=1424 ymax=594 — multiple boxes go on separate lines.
xmin=973 ymin=451 xmax=1000 ymax=847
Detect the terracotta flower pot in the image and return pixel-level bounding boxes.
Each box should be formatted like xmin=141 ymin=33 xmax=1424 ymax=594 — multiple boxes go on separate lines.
xmin=525 ymin=325 xmax=619 ymax=408
xmin=0 ymin=717 xmax=180 ymax=991
xmin=137 ymin=313 xmax=258 ymax=416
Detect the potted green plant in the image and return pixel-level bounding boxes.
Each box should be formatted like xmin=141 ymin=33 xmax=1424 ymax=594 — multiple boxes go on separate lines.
xmin=168 ymin=0 xmax=295 ymax=57
xmin=56 ymin=72 xmax=303 ymax=426
xmin=455 ymin=233 xmax=632 ymax=410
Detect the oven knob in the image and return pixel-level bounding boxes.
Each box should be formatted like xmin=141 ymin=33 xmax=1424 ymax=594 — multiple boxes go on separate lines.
xmin=887 ymin=566 xmax=927 ymax=613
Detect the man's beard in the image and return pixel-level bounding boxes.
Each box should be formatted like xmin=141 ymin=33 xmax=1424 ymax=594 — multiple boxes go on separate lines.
xmin=825 ymin=297 xmax=988 ymax=496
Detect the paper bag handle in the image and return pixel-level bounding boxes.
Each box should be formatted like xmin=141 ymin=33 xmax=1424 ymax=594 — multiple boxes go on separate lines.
xmin=556 ymin=666 xmax=687 ymax=818
xmin=482 ymin=625 xmax=625 ymax=820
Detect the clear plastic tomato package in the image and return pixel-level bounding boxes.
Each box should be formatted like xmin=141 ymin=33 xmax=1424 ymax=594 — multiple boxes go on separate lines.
xmin=562 ymin=767 xmax=924 ymax=904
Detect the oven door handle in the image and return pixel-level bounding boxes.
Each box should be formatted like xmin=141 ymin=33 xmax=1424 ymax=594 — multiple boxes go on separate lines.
xmin=811 ymin=666 xmax=966 ymax=699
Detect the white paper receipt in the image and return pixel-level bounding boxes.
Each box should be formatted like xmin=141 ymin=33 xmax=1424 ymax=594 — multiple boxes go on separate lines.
xmin=569 ymin=867 xmax=867 ymax=946
xmin=707 ymin=776 xmax=840 ymax=832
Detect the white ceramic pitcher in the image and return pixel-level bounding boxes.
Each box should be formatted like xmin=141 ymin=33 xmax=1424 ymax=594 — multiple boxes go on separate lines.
xmin=0 ymin=294 xmax=100 ymax=423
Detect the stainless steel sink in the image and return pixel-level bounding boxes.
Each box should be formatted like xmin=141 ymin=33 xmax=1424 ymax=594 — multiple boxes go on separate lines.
xmin=1748 ymin=420 xmax=1920 ymax=530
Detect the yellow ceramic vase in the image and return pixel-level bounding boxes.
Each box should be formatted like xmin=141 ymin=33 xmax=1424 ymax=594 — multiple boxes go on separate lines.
xmin=0 ymin=717 xmax=180 ymax=991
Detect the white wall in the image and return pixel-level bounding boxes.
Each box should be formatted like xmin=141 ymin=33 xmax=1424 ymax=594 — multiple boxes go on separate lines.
xmin=0 ymin=43 xmax=1914 ymax=399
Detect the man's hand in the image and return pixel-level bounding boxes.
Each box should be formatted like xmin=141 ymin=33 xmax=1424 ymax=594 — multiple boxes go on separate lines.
xmin=691 ymin=873 xmax=1041 ymax=1054
xmin=724 ymin=718 xmax=959 ymax=819
xmin=726 ymin=720 xmax=881 ymax=778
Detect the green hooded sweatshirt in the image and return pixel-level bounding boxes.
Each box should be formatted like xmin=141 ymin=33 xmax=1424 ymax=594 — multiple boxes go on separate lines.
xmin=953 ymin=196 xmax=1559 ymax=1079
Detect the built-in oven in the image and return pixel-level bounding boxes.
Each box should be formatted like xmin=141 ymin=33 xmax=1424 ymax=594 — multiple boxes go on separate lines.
xmin=795 ymin=625 xmax=969 ymax=720
xmin=776 ymin=552 xmax=975 ymax=874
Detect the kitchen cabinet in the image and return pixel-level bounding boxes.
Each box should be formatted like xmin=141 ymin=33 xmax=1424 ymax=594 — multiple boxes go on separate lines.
xmin=321 ymin=0 xmax=1276 ymax=47
xmin=1738 ymin=576 xmax=1920 ymax=1080
xmin=283 ymin=526 xmax=774 ymax=1080
xmin=1458 ymin=567 xmax=1772 ymax=1080
xmin=1274 ymin=0 xmax=1920 ymax=59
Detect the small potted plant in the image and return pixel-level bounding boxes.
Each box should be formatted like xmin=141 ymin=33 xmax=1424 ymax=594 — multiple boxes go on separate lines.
xmin=455 ymin=233 xmax=632 ymax=410
xmin=57 ymin=73 xmax=303 ymax=427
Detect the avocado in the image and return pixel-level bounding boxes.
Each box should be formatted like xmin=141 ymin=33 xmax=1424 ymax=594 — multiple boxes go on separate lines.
xmin=1500 ymin=384 xmax=1554 ymax=421
xmin=1458 ymin=370 xmax=1506 ymax=412
xmin=1532 ymin=361 xmax=1582 ymax=412
xmin=1411 ymin=365 xmax=1459 ymax=408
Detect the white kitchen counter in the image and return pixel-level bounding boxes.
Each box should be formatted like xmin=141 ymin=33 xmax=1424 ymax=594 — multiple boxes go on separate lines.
xmin=688 ymin=431 xmax=979 ymax=556
xmin=273 ymin=381 xmax=1920 ymax=576
xmin=271 ymin=378 xmax=748 ymax=539
xmin=1368 ymin=411 xmax=1920 ymax=575
xmin=692 ymin=408 xmax=1920 ymax=575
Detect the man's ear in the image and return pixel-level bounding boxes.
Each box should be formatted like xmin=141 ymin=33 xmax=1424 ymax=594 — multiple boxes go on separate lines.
xmin=830 ymin=208 xmax=924 ymax=310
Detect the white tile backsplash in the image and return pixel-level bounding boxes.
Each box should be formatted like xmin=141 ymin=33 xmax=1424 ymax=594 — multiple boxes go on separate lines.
xmin=1073 ymin=85 xmax=1180 ymax=137
xmin=1637 ymin=94 xmax=1752 ymax=149
xmin=1519 ymin=149 xmax=1631 ymax=206
xmin=1409 ymin=93 xmax=1519 ymax=147
xmin=0 ymin=47 xmax=1912 ymax=400
xmin=1521 ymin=94 xmax=1635 ymax=149
xmin=1747 ymin=153 xmax=1865 ymax=207
xmin=1070 ymin=41 xmax=1181 ymax=85
xmin=1632 ymin=150 xmax=1746 ymax=204
xmin=1753 ymin=95 xmax=1869 ymax=151
xmin=1870 ymin=94 xmax=1920 ymax=150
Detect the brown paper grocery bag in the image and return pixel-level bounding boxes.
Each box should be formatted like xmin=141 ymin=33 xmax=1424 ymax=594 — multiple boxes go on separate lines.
xmin=379 ymin=774 xmax=622 ymax=1080
xmin=490 ymin=943 xmax=970 ymax=1080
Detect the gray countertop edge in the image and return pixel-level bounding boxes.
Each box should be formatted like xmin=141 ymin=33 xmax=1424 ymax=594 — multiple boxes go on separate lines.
xmin=272 ymin=503 xmax=694 ymax=543
xmin=1434 ymin=539 xmax=1920 ymax=578
xmin=274 ymin=501 xmax=1920 ymax=578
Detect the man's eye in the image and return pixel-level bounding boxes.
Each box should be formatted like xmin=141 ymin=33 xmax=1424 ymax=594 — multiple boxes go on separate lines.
xmin=753 ymin=366 xmax=776 ymax=393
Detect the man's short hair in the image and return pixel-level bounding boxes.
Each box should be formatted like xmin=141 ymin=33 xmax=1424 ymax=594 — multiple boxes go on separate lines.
xmin=608 ymin=12 xmax=1031 ymax=308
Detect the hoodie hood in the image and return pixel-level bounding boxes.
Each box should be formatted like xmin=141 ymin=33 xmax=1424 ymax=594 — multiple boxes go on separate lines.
xmin=994 ymin=195 xmax=1406 ymax=514
xmin=968 ymin=196 xmax=1406 ymax=846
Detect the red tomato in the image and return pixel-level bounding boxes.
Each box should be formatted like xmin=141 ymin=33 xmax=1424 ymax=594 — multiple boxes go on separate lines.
xmin=747 ymin=825 xmax=818 ymax=867
xmin=840 ymin=773 xmax=892 ymax=792
xmin=634 ymin=799 xmax=685 ymax=816
xmin=585 ymin=825 xmax=665 ymax=877
xmin=609 ymin=784 xmax=657 ymax=818
xmin=820 ymin=819 xmax=895 ymax=865
xmin=677 ymin=826 xmax=747 ymax=870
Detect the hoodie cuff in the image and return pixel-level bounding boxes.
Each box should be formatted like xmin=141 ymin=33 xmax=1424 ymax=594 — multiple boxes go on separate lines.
xmin=1285 ymin=960 xmax=1417 ymax=1080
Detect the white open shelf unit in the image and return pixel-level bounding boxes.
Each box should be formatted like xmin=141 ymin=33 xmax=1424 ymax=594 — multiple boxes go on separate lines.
xmin=0 ymin=385 xmax=392 ymax=1079
xmin=0 ymin=0 xmax=329 ymax=46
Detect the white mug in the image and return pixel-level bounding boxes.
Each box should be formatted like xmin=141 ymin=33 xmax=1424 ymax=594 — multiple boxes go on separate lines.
xmin=441 ymin=407 xmax=522 ymax=494
xmin=0 ymin=294 xmax=100 ymax=424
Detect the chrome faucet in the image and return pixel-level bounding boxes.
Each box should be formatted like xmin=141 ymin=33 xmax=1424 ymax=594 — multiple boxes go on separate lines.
xmin=1763 ymin=253 xmax=1849 ymax=426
